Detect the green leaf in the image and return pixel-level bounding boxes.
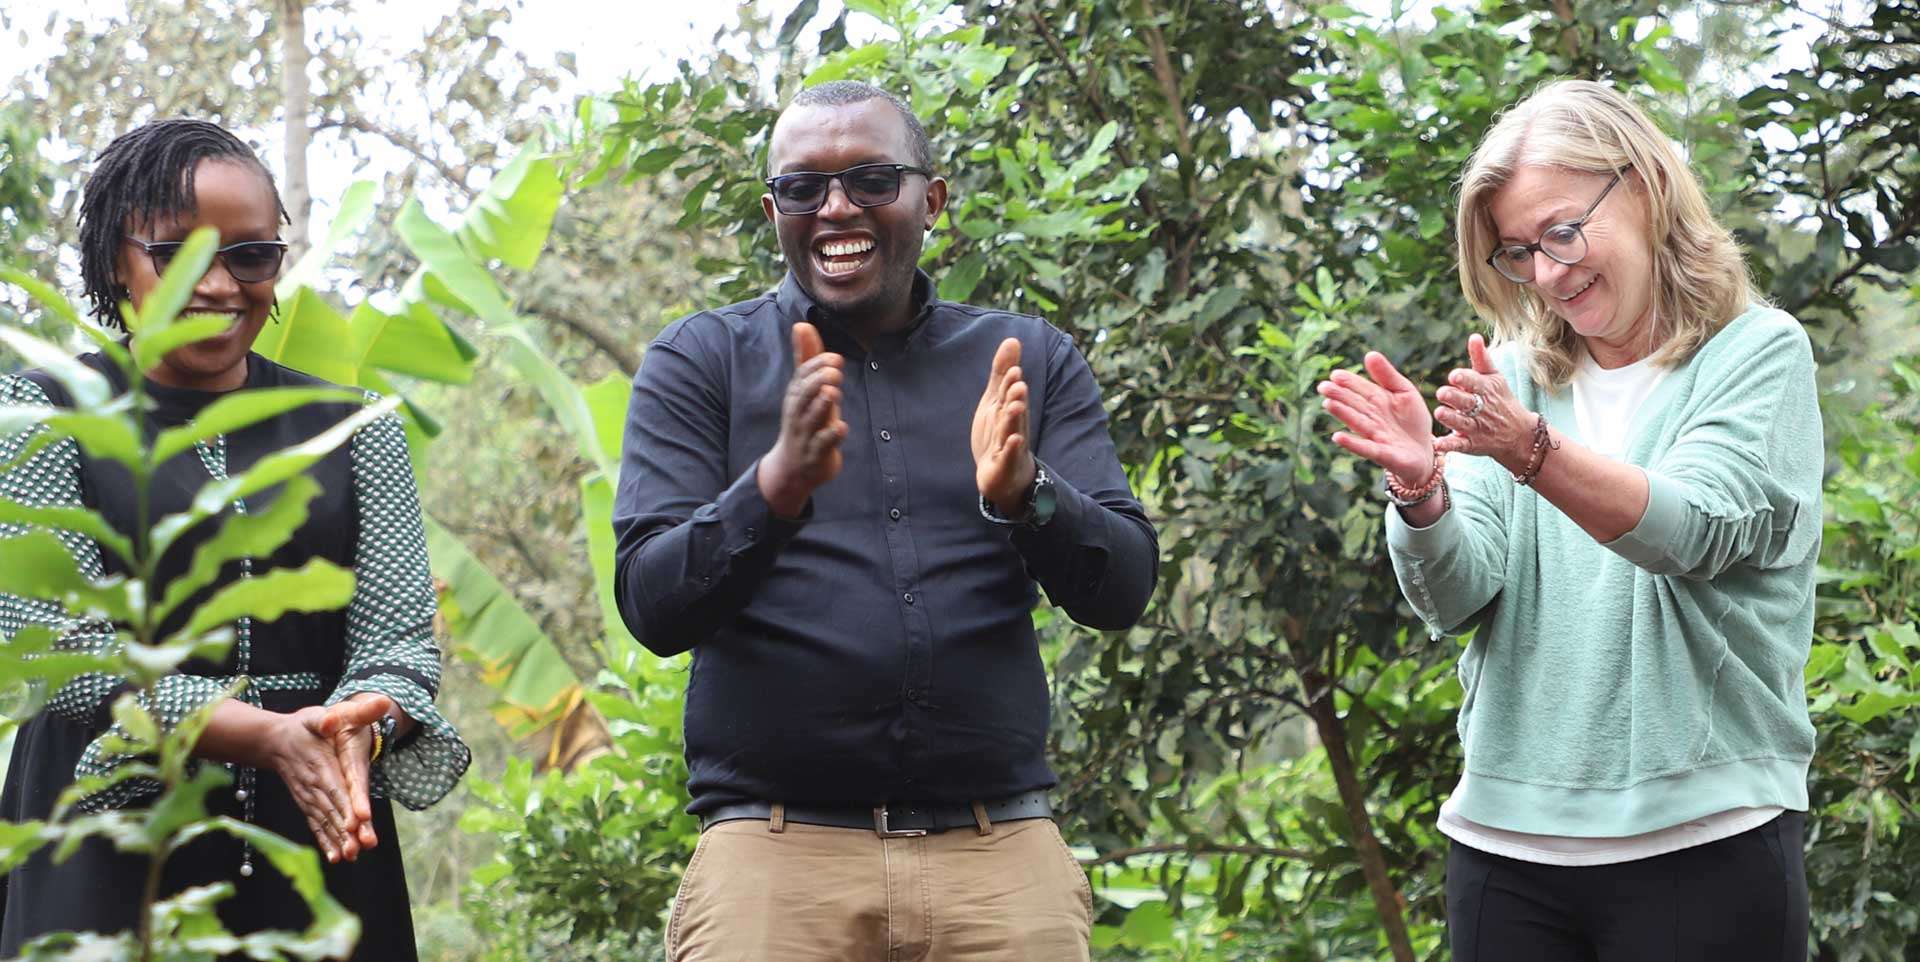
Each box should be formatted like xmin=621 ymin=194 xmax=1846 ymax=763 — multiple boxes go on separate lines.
xmin=253 ymin=287 xmax=363 ymax=385
xmin=397 ymin=200 xmax=515 ymax=325
xmin=179 ymin=817 xmax=359 ymax=959
xmin=0 ymin=264 xmax=85 ymax=330
xmin=152 ymin=386 xmax=363 ymax=464
xmin=0 ymin=497 xmax=136 ymax=566
xmin=0 ymin=326 xmax=116 ymax=409
xmin=152 ymin=475 xmax=324 ymax=627
xmin=131 ymin=314 xmax=233 ymax=374
xmin=43 ymin=411 xmax=144 ymax=472
xmin=173 ymin=559 xmax=356 ymax=642
xmin=496 ymin=325 xmax=613 ymax=478
xmin=355 ymin=300 xmax=479 ymax=384
xmin=938 ymin=253 xmax=988 ymax=302
xmin=0 ymin=819 xmax=48 ymax=874
xmin=142 ymin=750 xmax=231 ymax=844
xmin=456 ymin=148 xmax=565 ymax=272
xmin=805 ymin=43 xmax=889 ymax=86
xmin=277 ymin=179 xmax=379 ymax=295
xmin=111 ymin=693 xmax=159 ymax=748
xmin=0 ymin=529 xmax=133 ymax=622
xmin=1119 ymin=900 xmax=1175 ymax=947
xmin=133 ymin=226 xmax=219 ymax=335
xmin=778 ymin=0 xmax=821 ymax=45
xmin=426 ymin=516 xmax=582 ymax=738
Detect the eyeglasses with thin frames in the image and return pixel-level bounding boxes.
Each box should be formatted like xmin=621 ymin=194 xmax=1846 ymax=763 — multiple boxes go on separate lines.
xmin=1485 ymin=168 xmax=1629 ymax=284
xmin=764 ymin=163 xmax=933 ymax=216
xmin=123 ymin=236 xmax=290 ymax=285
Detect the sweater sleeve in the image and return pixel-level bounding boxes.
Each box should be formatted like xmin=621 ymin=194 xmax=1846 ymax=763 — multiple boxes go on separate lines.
xmin=1602 ymin=312 xmax=1823 ymax=580
xmin=1384 ymin=445 xmax=1511 ymax=638
xmin=322 ymin=400 xmax=471 ymax=810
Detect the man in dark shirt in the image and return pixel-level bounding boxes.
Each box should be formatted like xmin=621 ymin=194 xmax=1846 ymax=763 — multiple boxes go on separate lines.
xmin=612 ymin=80 xmax=1157 ymax=962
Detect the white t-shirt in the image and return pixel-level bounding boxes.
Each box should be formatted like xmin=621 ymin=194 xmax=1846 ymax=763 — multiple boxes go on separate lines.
xmin=1437 ymin=347 xmax=1782 ymax=866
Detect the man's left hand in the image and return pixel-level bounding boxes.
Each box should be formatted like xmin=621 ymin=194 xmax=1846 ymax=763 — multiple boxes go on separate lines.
xmin=972 ymin=337 xmax=1037 ymax=515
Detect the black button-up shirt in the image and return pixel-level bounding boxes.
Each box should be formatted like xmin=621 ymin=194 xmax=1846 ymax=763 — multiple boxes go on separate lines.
xmin=611 ymin=271 xmax=1158 ymax=813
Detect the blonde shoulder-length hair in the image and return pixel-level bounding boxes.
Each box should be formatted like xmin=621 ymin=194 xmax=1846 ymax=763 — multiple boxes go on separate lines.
xmin=1455 ymin=79 xmax=1761 ymax=389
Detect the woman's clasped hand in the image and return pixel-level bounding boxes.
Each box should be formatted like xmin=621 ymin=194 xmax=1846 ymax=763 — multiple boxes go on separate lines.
xmin=263 ymin=694 xmax=398 ymax=864
xmin=1317 ymin=333 xmax=1540 ymax=490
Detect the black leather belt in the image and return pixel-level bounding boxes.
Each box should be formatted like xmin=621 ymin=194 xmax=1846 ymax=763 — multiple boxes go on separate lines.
xmin=699 ymin=790 xmax=1053 ymax=836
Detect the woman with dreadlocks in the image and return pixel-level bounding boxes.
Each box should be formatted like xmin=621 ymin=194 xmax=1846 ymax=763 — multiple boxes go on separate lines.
xmin=0 ymin=118 xmax=468 ymax=960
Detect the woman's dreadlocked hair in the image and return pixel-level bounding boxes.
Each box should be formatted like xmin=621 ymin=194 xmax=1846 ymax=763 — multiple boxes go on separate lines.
xmin=76 ymin=118 xmax=289 ymax=328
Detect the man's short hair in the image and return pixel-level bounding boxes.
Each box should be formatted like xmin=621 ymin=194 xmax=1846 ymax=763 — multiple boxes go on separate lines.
xmin=784 ymin=81 xmax=933 ymax=171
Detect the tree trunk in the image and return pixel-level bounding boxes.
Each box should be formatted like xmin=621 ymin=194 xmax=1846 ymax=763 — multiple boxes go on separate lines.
xmin=1303 ymin=680 xmax=1417 ymax=962
xmin=280 ymin=0 xmax=312 ymax=259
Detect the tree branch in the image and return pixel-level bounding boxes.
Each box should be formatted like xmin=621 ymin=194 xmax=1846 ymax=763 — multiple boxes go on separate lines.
xmin=527 ymin=304 xmax=644 ymax=374
xmin=316 ymin=115 xmax=475 ymax=197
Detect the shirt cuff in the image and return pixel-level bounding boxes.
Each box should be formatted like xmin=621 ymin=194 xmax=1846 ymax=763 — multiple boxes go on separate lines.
xmin=1384 ymin=497 xmax=1464 ymax=558
xmin=701 ymin=459 xmax=810 ymax=566
xmin=1601 ymin=467 xmax=1682 ymax=568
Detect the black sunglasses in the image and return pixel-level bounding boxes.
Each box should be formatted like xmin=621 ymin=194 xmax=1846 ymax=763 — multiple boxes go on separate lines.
xmin=1484 ymin=167 xmax=1629 ymax=284
xmin=764 ymin=163 xmax=933 ymax=215
xmin=124 ymin=236 xmax=290 ymax=285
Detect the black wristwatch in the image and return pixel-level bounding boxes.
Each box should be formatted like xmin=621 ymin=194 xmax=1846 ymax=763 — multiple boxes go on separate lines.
xmin=979 ymin=465 xmax=1057 ymax=529
xmin=370 ymin=713 xmax=398 ymax=762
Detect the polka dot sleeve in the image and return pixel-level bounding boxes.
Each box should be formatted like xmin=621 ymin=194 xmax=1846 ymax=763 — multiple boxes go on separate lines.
xmin=322 ymin=398 xmax=471 ymax=810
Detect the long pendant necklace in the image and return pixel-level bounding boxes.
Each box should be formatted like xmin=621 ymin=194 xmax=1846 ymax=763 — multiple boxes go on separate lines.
xmin=191 ymin=434 xmax=258 ymax=878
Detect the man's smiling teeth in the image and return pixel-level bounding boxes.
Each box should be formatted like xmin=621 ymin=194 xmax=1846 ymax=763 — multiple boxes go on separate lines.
xmin=817 ymin=239 xmax=874 ymax=257
xmin=1557 ymin=276 xmax=1597 ymax=301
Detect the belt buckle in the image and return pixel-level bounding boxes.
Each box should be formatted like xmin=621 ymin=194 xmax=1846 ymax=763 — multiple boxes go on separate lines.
xmin=873 ymin=804 xmax=928 ymax=838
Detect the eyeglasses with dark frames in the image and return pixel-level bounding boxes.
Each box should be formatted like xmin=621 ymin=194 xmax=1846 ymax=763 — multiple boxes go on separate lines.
xmin=123 ymin=236 xmax=290 ymax=285
xmin=764 ymin=163 xmax=933 ymax=216
xmin=1484 ymin=167 xmax=1629 ymax=284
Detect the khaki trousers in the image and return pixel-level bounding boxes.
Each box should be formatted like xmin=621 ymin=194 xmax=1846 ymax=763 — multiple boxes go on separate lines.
xmin=666 ymin=814 xmax=1093 ymax=962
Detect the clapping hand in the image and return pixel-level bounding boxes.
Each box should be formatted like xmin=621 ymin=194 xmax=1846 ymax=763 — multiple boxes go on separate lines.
xmin=1316 ymin=350 xmax=1440 ymax=489
xmin=757 ymin=322 xmax=848 ymax=518
xmin=972 ymin=338 xmax=1037 ymax=515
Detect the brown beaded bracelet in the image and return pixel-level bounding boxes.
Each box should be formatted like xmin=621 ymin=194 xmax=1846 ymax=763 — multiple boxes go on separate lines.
xmin=1511 ymin=415 xmax=1561 ymax=486
xmin=1384 ymin=451 xmax=1447 ymax=506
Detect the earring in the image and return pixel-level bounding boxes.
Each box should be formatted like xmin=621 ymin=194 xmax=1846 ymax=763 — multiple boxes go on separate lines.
xmin=268 ymin=297 xmax=283 ymax=325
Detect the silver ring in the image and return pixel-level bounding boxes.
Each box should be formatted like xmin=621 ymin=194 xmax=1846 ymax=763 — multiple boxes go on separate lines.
xmin=1464 ymin=392 xmax=1486 ymax=419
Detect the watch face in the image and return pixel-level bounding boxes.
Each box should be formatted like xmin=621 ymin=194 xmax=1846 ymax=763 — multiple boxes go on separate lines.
xmin=1031 ymin=471 xmax=1058 ymax=526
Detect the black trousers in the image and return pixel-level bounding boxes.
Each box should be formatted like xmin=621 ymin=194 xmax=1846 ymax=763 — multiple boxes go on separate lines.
xmin=1446 ymin=812 xmax=1808 ymax=962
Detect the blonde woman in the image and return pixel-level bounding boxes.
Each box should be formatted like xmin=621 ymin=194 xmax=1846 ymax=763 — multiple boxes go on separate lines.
xmin=1316 ymin=80 xmax=1819 ymax=960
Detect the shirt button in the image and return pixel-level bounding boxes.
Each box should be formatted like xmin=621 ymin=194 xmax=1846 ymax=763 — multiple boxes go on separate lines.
xmin=879 ymin=429 xmax=892 ymax=442
xmin=889 ymin=508 xmax=901 ymax=521
xmin=745 ymin=526 xmax=758 ymax=541
xmin=903 ymin=592 xmax=915 ymax=605
xmin=905 ymin=687 xmax=917 ymax=700
xmin=869 ymin=360 xmax=880 ymax=371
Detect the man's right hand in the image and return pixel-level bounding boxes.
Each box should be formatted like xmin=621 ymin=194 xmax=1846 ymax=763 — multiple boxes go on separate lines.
xmin=757 ymin=322 xmax=847 ymax=518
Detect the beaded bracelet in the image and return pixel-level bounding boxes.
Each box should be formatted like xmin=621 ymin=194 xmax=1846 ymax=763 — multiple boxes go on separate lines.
xmin=1384 ymin=451 xmax=1447 ymax=506
xmin=1511 ymin=415 xmax=1561 ymax=486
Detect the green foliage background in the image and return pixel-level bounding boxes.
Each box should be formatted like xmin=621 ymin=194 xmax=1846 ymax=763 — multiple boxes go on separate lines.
xmin=2 ymin=1 xmax=1917 ymax=961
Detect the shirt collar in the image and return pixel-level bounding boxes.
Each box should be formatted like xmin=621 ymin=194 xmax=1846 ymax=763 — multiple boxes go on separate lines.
xmin=774 ymin=270 xmax=939 ymax=354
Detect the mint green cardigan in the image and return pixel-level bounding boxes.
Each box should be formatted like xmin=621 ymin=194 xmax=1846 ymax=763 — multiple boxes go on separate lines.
xmin=1387 ymin=304 xmax=1823 ymax=837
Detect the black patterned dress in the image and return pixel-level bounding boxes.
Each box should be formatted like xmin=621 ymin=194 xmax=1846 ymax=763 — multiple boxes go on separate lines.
xmin=0 ymin=351 xmax=470 ymax=960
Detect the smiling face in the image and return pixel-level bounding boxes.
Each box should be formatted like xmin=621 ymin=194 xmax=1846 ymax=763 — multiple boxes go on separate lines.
xmin=762 ymin=99 xmax=947 ymax=335
xmin=1488 ymin=165 xmax=1658 ymax=366
xmin=117 ymin=159 xmax=282 ymax=391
